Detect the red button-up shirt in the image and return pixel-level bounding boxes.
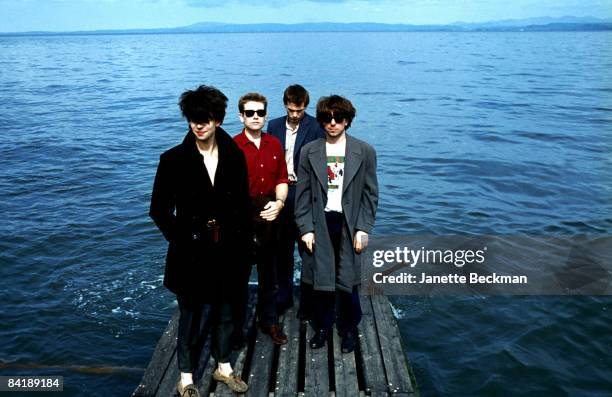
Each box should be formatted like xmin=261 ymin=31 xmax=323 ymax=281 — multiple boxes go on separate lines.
xmin=234 ymin=130 xmax=289 ymax=198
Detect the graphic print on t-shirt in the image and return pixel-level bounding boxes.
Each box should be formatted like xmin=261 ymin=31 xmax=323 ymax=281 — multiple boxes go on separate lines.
xmin=326 ymin=155 xmax=345 ymax=212
xmin=327 ymin=155 xmax=345 ymax=187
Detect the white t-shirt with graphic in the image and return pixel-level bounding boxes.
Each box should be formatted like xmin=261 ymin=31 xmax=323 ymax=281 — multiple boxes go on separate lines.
xmin=325 ymin=140 xmax=346 ymax=213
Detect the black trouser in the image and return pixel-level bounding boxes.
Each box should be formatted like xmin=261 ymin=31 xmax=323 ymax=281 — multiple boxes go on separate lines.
xmin=236 ymin=196 xmax=280 ymax=329
xmin=276 ymin=185 xmax=299 ymax=311
xmin=176 ymin=295 xmax=233 ymax=372
xmin=310 ymin=211 xmax=362 ymax=334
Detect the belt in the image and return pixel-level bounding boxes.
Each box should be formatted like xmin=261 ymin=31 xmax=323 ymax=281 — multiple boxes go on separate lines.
xmin=288 ymin=180 xmax=297 ymax=186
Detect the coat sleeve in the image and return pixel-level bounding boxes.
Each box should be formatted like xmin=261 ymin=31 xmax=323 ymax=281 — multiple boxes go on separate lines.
xmin=294 ymin=147 xmax=314 ymax=236
xmin=149 ymin=153 xmax=178 ymax=243
xmin=355 ymin=145 xmax=379 ymax=233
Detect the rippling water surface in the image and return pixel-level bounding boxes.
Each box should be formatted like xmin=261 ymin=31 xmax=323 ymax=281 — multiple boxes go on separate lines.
xmin=0 ymin=32 xmax=611 ymax=396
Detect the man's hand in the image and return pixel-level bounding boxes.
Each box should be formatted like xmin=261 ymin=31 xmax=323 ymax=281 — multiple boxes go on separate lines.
xmin=301 ymin=232 xmax=315 ymax=253
xmin=353 ymin=231 xmax=368 ymax=253
xmin=260 ymin=200 xmax=283 ymax=221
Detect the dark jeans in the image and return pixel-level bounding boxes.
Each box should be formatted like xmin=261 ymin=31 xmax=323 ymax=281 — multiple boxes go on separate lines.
xmin=276 ymin=190 xmax=300 ymax=311
xmin=176 ymin=295 xmax=233 ymax=372
xmin=254 ymin=215 xmax=280 ymax=326
xmin=310 ymin=211 xmax=362 ymax=334
xmin=237 ymin=195 xmax=280 ymax=328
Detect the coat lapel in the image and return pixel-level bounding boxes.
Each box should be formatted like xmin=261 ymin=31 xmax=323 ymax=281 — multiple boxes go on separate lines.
xmin=293 ymin=116 xmax=309 ymax=163
xmin=277 ymin=117 xmax=287 ymax=150
xmin=342 ymin=135 xmax=363 ymax=194
xmin=182 ymin=130 xmax=214 ymax=193
xmin=308 ymin=139 xmax=328 ymax=193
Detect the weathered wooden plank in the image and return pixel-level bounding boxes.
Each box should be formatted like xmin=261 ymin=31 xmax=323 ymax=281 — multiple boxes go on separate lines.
xmin=331 ymin=331 xmax=359 ymax=397
xmin=371 ymin=295 xmax=414 ymax=394
xmin=138 ymin=290 xmax=419 ymax=397
xmin=304 ymin=325 xmax=330 ymax=396
xmin=274 ymin=307 xmax=300 ymax=396
xmin=197 ymin=355 xmax=217 ymax=397
xmin=357 ymin=297 xmax=388 ymax=395
xmin=243 ymin=326 xmax=276 ymax=396
xmin=154 ymin=353 xmax=179 ymax=397
xmin=133 ymin=309 xmax=180 ymax=396
xmin=360 ymin=293 xmax=373 ymax=316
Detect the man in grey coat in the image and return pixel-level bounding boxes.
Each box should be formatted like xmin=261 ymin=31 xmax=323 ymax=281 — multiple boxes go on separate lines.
xmin=295 ymin=94 xmax=378 ymax=353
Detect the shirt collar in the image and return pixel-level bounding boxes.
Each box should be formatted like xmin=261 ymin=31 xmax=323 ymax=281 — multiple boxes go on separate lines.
xmin=285 ymin=120 xmax=300 ymax=134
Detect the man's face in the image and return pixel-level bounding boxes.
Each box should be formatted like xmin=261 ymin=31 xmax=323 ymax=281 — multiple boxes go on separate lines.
xmin=240 ymin=101 xmax=267 ymax=133
xmin=321 ymin=112 xmax=349 ymax=139
xmin=190 ymin=119 xmax=220 ymax=142
xmin=285 ymin=102 xmax=306 ymax=125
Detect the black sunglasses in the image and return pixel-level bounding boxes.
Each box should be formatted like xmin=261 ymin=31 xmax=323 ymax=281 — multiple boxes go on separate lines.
xmin=243 ymin=109 xmax=266 ymax=117
xmin=318 ymin=112 xmax=346 ymax=124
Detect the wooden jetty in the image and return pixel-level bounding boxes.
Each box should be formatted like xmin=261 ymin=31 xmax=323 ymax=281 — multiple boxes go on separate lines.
xmin=133 ymin=291 xmax=419 ymax=396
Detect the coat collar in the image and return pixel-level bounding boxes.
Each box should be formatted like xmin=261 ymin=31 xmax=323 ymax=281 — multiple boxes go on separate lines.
xmin=293 ymin=113 xmax=315 ymax=159
xmin=180 ymin=126 xmax=234 ymax=189
xmin=307 ymin=134 xmax=363 ymax=194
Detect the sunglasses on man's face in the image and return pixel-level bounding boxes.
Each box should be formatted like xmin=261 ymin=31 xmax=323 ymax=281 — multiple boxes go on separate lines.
xmin=243 ymin=109 xmax=266 ymax=118
xmin=318 ymin=112 xmax=346 ymax=124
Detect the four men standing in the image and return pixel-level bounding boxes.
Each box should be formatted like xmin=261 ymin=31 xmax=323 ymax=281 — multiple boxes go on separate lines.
xmin=150 ymin=85 xmax=378 ymax=396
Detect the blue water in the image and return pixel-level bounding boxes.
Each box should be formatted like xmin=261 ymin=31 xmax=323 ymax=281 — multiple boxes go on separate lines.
xmin=0 ymin=32 xmax=611 ymax=396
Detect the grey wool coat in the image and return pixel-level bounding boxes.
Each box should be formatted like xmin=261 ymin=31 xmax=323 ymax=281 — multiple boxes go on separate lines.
xmin=295 ymin=134 xmax=379 ymax=292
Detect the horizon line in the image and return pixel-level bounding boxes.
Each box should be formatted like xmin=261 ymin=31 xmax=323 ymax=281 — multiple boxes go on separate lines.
xmin=2 ymin=17 xmax=612 ymax=36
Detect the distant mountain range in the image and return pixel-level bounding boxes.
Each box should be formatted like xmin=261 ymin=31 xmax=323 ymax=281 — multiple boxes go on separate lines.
xmin=4 ymin=16 xmax=612 ymax=36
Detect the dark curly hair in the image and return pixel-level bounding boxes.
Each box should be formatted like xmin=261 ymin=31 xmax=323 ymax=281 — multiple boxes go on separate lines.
xmin=316 ymin=95 xmax=356 ymax=129
xmin=179 ymin=85 xmax=228 ymax=123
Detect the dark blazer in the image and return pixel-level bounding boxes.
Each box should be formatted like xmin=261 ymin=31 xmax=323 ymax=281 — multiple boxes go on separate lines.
xmin=149 ymin=127 xmax=252 ymax=301
xmin=268 ymin=113 xmax=325 ymax=209
xmin=295 ymin=135 xmax=379 ymax=292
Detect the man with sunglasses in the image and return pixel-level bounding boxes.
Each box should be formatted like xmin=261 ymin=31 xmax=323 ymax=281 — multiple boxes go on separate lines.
xmin=295 ymin=95 xmax=378 ymax=353
xmin=267 ymin=85 xmax=325 ymax=319
xmin=234 ymin=92 xmax=290 ymax=346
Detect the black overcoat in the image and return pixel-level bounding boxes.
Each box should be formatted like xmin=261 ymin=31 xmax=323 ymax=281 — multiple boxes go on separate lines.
xmin=149 ymin=127 xmax=252 ymax=302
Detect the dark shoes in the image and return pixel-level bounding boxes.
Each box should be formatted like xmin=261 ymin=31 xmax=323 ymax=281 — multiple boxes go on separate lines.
xmin=341 ymin=330 xmax=358 ymax=353
xmin=261 ymin=324 xmax=288 ymax=345
xmin=213 ymin=370 xmax=249 ymax=393
xmin=176 ymin=381 xmax=201 ymax=397
xmin=308 ymin=328 xmax=357 ymax=352
xmin=309 ymin=329 xmax=329 ymax=349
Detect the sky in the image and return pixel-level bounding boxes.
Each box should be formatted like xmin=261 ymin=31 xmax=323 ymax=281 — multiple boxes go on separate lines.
xmin=1 ymin=0 xmax=612 ymax=33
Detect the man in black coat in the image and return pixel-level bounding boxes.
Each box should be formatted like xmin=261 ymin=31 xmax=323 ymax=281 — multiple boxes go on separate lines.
xmin=150 ymin=85 xmax=251 ymax=395
xmin=267 ymin=85 xmax=325 ymax=318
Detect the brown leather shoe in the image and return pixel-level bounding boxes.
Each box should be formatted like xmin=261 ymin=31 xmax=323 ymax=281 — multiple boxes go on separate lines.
xmin=213 ymin=370 xmax=248 ymax=393
xmin=261 ymin=324 xmax=288 ymax=345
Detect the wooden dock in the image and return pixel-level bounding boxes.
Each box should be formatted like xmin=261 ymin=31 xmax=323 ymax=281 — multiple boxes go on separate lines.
xmin=133 ymin=291 xmax=418 ymax=396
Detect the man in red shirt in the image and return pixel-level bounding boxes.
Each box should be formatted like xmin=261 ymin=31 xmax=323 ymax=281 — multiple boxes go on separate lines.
xmin=234 ymin=92 xmax=289 ymax=345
